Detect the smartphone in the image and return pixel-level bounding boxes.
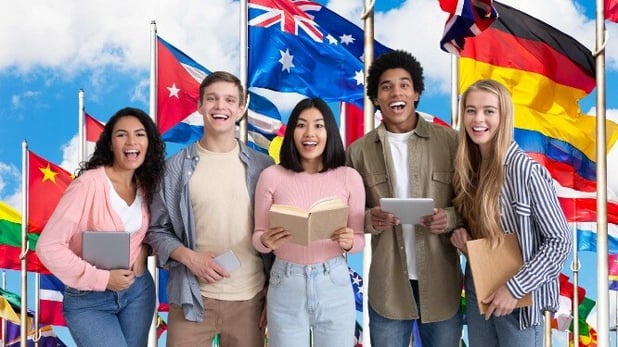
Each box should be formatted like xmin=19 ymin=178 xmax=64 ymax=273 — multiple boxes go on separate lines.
xmin=213 ymin=250 xmax=241 ymax=272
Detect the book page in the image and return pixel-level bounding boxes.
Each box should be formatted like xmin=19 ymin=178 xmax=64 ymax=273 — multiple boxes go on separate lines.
xmin=309 ymin=197 xmax=346 ymax=211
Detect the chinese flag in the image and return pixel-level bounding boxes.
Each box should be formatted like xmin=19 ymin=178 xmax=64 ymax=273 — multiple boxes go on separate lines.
xmin=27 ymin=151 xmax=73 ymax=233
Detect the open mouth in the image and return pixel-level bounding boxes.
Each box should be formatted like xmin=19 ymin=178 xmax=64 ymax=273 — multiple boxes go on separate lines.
xmin=389 ymin=101 xmax=406 ymax=111
xmin=124 ymin=149 xmax=140 ymax=160
xmin=212 ymin=114 xmax=230 ymax=120
xmin=302 ymin=141 xmax=318 ymax=147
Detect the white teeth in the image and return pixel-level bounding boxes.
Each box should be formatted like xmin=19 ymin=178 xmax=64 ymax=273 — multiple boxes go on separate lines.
xmin=212 ymin=114 xmax=229 ymax=120
xmin=303 ymin=141 xmax=318 ymax=146
xmin=390 ymin=101 xmax=405 ymax=107
xmin=472 ymin=127 xmax=487 ymax=132
xmin=125 ymin=150 xmax=139 ymax=154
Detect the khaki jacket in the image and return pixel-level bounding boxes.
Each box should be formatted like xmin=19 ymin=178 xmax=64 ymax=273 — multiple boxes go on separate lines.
xmin=346 ymin=116 xmax=463 ymax=322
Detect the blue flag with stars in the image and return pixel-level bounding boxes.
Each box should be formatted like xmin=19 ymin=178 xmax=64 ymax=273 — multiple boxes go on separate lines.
xmin=248 ymin=0 xmax=391 ymax=108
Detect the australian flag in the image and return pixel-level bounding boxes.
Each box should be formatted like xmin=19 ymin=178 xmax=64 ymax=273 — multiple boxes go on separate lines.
xmin=248 ymin=0 xmax=390 ymax=108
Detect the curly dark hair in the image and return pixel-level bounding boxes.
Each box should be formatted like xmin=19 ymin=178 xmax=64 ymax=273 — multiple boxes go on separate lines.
xmin=279 ymin=98 xmax=345 ymax=173
xmin=78 ymin=107 xmax=166 ymax=205
xmin=366 ymin=50 xmax=425 ymax=108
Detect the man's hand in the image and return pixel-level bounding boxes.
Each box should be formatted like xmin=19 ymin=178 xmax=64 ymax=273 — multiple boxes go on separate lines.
xmin=370 ymin=206 xmax=399 ymax=231
xmin=421 ymin=208 xmax=448 ymax=234
xmin=450 ymin=228 xmax=470 ymax=255
xmin=184 ymin=250 xmax=230 ymax=284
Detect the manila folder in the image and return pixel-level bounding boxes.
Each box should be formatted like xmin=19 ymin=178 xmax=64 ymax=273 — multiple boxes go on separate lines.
xmin=466 ymin=233 xmax=532 ymax=314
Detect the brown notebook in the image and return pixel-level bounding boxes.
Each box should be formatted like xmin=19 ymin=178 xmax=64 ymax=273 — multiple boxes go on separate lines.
xmin=466 ymin=233 xmax=532 ymax=314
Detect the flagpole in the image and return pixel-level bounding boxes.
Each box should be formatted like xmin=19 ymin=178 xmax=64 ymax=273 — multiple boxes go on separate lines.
xmin=78 ymin=89 xmax=85 ymax=163
xmin=450 ymin=55 xmax=459 ymax=129
xmin=20 ymin=140 xmax=29 ymax=347
xmin=147 ymin=19 xmax=158 ymax=347
xmin=239 ymin=0 xmax=248 ymax=144
xmin=1 ymin=271 xmax=6 ymax=347
xmin=361 ymin=1 xmax=375 ymax=345
xmin=33 ymin=274 xmax=41 ymax=346
xmin=340 ymin=103 xmax=347 ymax=147
xmin=595 ymin=1 xmax=610 ymax=346
xmin=569 ymin=225 xmax=580 ymax=347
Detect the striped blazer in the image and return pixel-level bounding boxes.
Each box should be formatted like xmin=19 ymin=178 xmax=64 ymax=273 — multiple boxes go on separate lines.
xmin=501 ymin=142 xmax=571 ymax=329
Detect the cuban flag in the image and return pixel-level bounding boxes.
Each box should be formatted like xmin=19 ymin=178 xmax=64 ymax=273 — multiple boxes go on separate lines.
xmin=157 ymin=36 xmax=283 ymax=151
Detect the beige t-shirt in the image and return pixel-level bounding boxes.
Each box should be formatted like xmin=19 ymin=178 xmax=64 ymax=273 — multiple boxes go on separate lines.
xmin=190 ymin=142 xmax=265 ymax=300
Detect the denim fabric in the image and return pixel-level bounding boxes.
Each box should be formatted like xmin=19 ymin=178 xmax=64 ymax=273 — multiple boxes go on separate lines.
xmin=369 ymin=280 xmax=462 ymax=347
xmin=266 ymin=255 xmax=355 ymax=347
xmin=63 ymin=270 xmax=156 ymax=347
xmin=465 ymin=266 xmax=543 ymax=347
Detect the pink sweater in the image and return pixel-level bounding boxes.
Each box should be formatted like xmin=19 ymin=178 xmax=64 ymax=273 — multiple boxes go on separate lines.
xmin=36 ymin=166 xmax=149 ymax=291
xmin=252 ymin=165 xmax=365 ymax=265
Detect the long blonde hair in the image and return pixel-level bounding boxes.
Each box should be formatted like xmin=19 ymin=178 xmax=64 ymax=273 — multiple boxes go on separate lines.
xmin=452 ymin=79 xmax=514 ymax=246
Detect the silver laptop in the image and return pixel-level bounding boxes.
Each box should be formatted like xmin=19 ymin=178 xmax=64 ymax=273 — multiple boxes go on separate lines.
xmin=82 ymin=231 xmax=130 ymax=270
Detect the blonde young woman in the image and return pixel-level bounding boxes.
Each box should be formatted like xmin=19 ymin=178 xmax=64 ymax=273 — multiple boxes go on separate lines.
xmin=449 ymin=79 xmax=571 ymax=346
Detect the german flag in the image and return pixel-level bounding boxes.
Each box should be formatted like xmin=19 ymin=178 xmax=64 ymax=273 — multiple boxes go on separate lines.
xmin=459 ymin=2 xmax=618 ymax=224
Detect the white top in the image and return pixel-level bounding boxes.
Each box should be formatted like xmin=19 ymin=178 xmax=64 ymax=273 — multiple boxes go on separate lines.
xmin=107 ymin=177 xmax=143 ymax=234
xmin=386 ymin=130 xmax=417 ymax=280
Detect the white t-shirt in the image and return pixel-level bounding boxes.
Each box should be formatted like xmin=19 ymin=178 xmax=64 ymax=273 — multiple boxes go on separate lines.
xmin=386 ymin=130 xmax=418 ymax=280
xmin=107 ymin=177 xmax=143 ymax=234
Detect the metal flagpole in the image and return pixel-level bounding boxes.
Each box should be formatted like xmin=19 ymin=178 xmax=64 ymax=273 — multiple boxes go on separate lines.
xmin=595 ymin=0 xmax=610 ymax=346
xmin=361 ymin=1 xmax=375 ymax=345
xmin=20 ymin=140 xmax=29 ymax=347
xmin=573 ymin=223 xmax=581 ymax=347
xmin=146 ymin=20 xmax=158 ymax=347
xmin=239 ymin=0 xmax=248 ymax=144
xmin=78 ymin=89 xmax=85 ymax=163
xmin=1 ymin=271 xmax=6 ymax=347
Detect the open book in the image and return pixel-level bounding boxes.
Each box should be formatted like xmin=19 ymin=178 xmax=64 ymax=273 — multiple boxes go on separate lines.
xmin=269 ymin=197 xmax=349 ymax=246
xmin=466 ymin=233 xmax=532 ymax=314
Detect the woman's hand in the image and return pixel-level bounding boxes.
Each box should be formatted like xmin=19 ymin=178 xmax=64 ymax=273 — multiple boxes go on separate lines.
xmin=482 ymin=284 xmax=518 ymax=320
xmin=331 ymin=227 xmax=354 ymax=251
xmin=260 ymin=227 xmax=291 ymax=250
xmin=106 ymin=269 xmax=134 ymax=291
xmin=450 ymin=228 xmax=471 ymax=255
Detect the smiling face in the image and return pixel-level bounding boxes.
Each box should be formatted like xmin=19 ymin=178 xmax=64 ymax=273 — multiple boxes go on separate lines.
xmin=375 ymin=68 xmax=419 ymax=133
xmin=197 ymin=80 xmax=243 ymax=137
xmin=110 ymin=115 xmax=149 ymax=172
xmin=293 ymin=107 xmax=327 ymax=173
xmin=463 ymin=89 xmax=501 ymax=158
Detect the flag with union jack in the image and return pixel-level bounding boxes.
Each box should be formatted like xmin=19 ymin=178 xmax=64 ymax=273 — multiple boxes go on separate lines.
xmin=248 ymin=0 xmax=380 ymax=108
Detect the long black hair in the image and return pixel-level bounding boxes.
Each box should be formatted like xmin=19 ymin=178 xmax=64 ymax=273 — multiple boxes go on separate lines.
xmin=279 ymin=98 xmax=345 ymax=172
xmin=78 ymin=107 xmax=166 ymax=205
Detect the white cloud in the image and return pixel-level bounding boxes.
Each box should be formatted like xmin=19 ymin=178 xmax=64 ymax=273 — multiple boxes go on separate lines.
xmin=0 ymin=161 xmax=22 ymax=211
xmin=59 ymin=134 xmax=81 ymax=175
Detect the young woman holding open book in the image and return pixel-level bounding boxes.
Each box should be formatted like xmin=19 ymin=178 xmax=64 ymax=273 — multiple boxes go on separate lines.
xmin=252 ymin=98 xmax=365 ymax=346
xmin=449 ymin=79 xmax=571 ymax=346
xmin=36 ymin=107 xmax=165 ymax=347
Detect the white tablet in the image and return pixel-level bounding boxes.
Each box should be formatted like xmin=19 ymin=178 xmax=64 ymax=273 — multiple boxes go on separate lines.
xmin=82 ymin=231 xmax=130 ymax=270
xmin=379 ymin=198 xmax=434 ymax=225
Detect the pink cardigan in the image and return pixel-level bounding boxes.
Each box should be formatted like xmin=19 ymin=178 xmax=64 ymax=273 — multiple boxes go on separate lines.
xmin=36 ymin=166 xmax=149 ymax=291
xmin=252 ymin=165 xmax=365 ymax=265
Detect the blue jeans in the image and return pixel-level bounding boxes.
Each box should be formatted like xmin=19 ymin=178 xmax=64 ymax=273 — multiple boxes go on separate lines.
xmin=63 ymin=270 xmax=156 ymax=347
xmin=267 ymin=255 xmax=355 ymax=347
xmin=369 ymin=280 xmax=462 ymax=347
xmin=465 ymin=265 xmax=543 ymax=347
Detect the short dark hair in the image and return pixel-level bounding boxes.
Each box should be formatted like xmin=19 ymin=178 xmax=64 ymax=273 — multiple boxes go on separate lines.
xmin=79 ymin=107 xmax=166 ymax=205
xmin=366 ymin=50 xmax=425 ymax=108
xmin=279 ymin=98 xmax=345 ymax=173
xmin=198 ymin=71 xmax=245 ymax=106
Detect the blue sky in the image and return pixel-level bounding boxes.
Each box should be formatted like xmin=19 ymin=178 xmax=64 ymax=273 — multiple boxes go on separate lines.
xmin=1 ymin=0 xmax=617 ymax=345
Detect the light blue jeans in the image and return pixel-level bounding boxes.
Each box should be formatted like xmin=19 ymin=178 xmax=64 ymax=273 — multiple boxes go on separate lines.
xmin=369 ymin=280 xmax=463 ymax=347
xmin=465 ymin=265 xmax=543 ymax=347
xmin=267 ymin=255 xmax=355 ymax=347
xmin=63 ymin=270 xmax=156 ymax=347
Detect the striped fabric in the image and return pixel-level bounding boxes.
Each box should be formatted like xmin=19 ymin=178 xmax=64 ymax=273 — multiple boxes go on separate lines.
xmin=500 ymin=142 xmax=571 ymax=328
